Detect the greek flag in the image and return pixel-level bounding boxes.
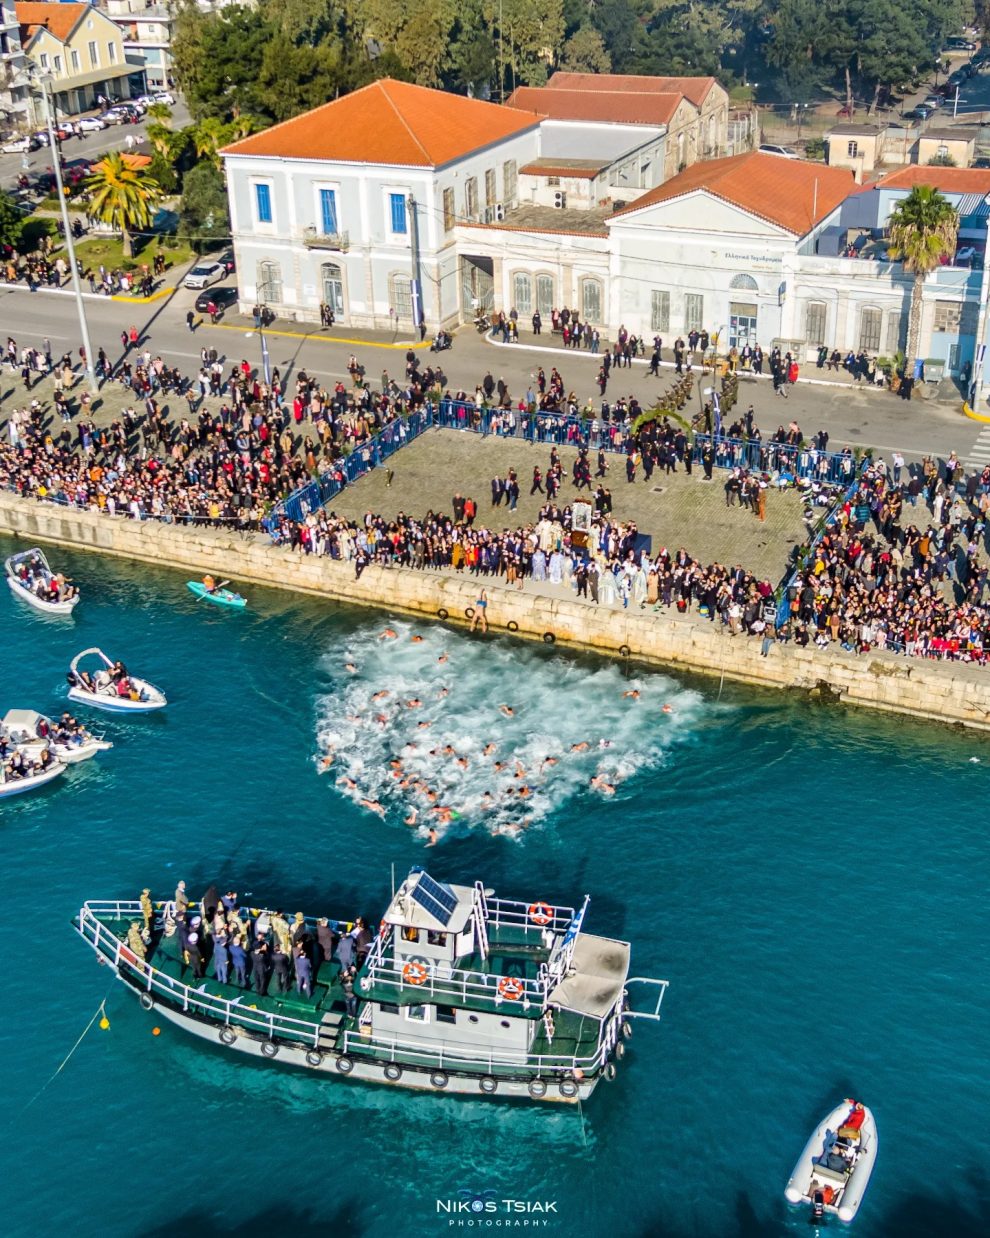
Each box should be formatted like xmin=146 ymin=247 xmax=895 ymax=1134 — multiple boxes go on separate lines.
xmin=561 ymin=899 xmax=588 ymax=949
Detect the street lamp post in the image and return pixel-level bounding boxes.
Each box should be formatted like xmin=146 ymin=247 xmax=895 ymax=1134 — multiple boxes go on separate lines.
xmin=34 ymin=71 xmax=96 ymax=394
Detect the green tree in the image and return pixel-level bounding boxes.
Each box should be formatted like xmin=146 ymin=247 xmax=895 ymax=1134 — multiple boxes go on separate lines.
xmin=887 ymin=185 xmax=959 ymax=375
xmin=171 ymin=3 xmax=271 ymax=122
xmin=0 ymin=191 xmax=24 ymax=251
xmin=84 ymin=152 xmax=163 ymax=258
xmin=179 ymin=161 xmax=230 ymax=249
xmin=560 ymin=26 xmax=612 ymax=73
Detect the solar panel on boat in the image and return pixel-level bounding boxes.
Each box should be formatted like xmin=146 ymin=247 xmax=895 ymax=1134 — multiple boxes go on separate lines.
xmin=411 ymin=871 xmax=458 ymax=925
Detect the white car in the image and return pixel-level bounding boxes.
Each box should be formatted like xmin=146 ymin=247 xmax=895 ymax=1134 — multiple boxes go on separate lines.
xmin=759 ymin=143 xmax=799 ymax=159
xmin=153 ymin=91 xmax=175 ymax=106
xmin=76 ymin=116 xmax=107 ymax=133
xmin=955 ymin=246 xmax=978 ymax=266
xmin=184 ymin=261 xmax=226 ymax=290
xmin=1 ymin=134 xmax=34 ymax=154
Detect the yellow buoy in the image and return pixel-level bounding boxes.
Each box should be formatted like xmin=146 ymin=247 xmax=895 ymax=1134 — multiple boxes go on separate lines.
xmin=152 ymin=1026 xmax=161 ymax=1036
xmin=99 ymin=1017 xmax=110 ymax=1030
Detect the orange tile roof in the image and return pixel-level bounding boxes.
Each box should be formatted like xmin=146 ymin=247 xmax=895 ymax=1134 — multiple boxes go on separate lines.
xmin=507 ymin=86 xmax=683 ymax=127
xmin=221 ymin=79 xmax=541 ymax=168
xmin=611 ymin=152 xmax=855 ymax=235
xmin=547 ymin=71 xmax=719 ymax=109
xmin=874 ymin=165 xmax=990 ymax=194
xmin=15 ymin=2 xmax=87 ymax=45
xmin=519 ymin=160 xmax=605 ymax=179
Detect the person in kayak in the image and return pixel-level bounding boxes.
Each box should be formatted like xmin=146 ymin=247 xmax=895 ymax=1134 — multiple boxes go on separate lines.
xmin=202 ymin=574 xmax=217 ymax=594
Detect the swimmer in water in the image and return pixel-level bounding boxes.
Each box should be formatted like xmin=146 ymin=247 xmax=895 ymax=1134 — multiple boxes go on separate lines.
xmin=541 ymin=756 xmax=559 ymax=769
xmin=318 ymin=752 xmax=335 ymax=772
xmin=518 ymin=785 xmax=532 ymax=798
xmin=570 ymin=741 xmax=589 ymax=752
xmin=662 ymin=703 xmax=674 ymax=714
xmin=499 ymin=704 xmax=515 ymax=716
xmin=514 ymin=762 xmax=526 ymax=778
xmin=598 ymin=739 xmax=612 ymax=749
xmin=493 ymin=761 xmax=505 ymax=773
xmin=456 ymin=757 xmax=469 ymax=769
xmin=438 ymin=652 xmax=448 ymax=664
xmin=417 ymin=720 xmax=432 ymax=729
xmin=622 ymin=689 xmax=640 ymax=700
xmin=375 ymin=714 xmax=387 ymax=726
xmin=426 ymin=827 xmax=438 ymax=847
xmin=442 ymin=744 xmax=456 ymax=756
xmin=380 ymin=629 xmax=397 ymax=640
xmin=405 ymin=698 xmax=422 ymax=708
xmin=437 ymin=687 xmax=449 ymax=698
xmin=361 ymin=798 xmax=386 ymax=817
xmin=483 ymin=742 xmax=498 ymax=756
xmin=338 ymin=776 xmax=357 ymax=791
xmin=411 ymin=634 xmax=424 ymax=643
xmin=345 ymin=663 xmax=358 ymax=674
xmin=345 ymin=713 xmax=361 ymax=723
xmin=404 ymin=807 xmax=418 ymax=826
xmin=372 ymin=690 xmax=389 ymax=702
xmin=590 ymin=774 xmax=616 ymax=795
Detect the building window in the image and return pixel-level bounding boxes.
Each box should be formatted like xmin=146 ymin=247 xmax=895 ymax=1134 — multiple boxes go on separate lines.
xmin=401 ymin=925 xmax=420 ymax=942
xmin=426 ymin=930 xmax=447 ymax=946
xmin=513 ymin=273 xmax=532 ymax=315
xmin=379 ymin=1002 xmax=400 ymax=1014
xmin=465 ymin=177 xmax=478 ymax=220
xmin=485 ymin=168 xmax=496 ymax=208
xmin=547 ymin=176 xmax=560 ymax=187
xmin=937 ymin=144 xmax=949 ymax=160
xmin=684 ymin=292 xmax=703 ymax=332
xmin=859 ymin=307 xmax=882 ymax=352
xmin=318 ymin=188 xmax=338 ymax=236
xmin=729 ymin=273 xmax=759 ymax=291
xmin=39 ymin=53 xmax=48 ymax=69
xmin=442 ymin=187 xmax=454 ymax=232
xmin=390 ymin=272 xmax=412 ymax=321
xmin=254 ymin=182 xmax=272 ymax=225
xmin=805 ymin=301 xmax=827 ymax=345
xmin=503 ymin=159 xmax=517 ymax=206
xmin=71 ymin=49 xmax=80 ymax=71
xmin=847 ymin=141 xmax=859 ymax=158
xmin=885 ymin=309 xmax=905 ymax=354
xmin=405 ymin=1005 xmax=428 ymax=1022
xmin=256 ymin=259 xmax=282 ymax=305
xmin=651 ymin=289 xmax=670 ymax=334
xmin=321 ymin=263 xmax=344 ymax=315
xmin=933 ymin=300 xmax=974 ymax=333
xmin=536 ymin=274 xmax=554 ymax=319
xmin=107 ymin=42 xmax=116 ymax=65
xmin=582 ymin=278 xmax=603 ymax=325
xmin=436 ymin=1005 xmax=457 ymax=1024
xmin=388 ymin=192 xmax=407 ymax=235
xmin=53 ymin=55 xmax=61 ymax=74
xmin=88 ymin=41 xmax=98 ymax=68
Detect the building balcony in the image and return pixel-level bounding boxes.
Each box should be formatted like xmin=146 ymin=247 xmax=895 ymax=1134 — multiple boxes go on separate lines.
xmin=301 ymin=226 xmax=349 ymax=251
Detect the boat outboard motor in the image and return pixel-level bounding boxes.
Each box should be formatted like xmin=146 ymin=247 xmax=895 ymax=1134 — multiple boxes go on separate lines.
xmin=811 ymin=1190 xmax=825 ymax=1221
xmin=66 ymin=671 xmax=77 ymax=686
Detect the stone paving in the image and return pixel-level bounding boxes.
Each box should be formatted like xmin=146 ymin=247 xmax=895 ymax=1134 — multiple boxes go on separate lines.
xmin=326 ymin=428 xmax=807 ymax=583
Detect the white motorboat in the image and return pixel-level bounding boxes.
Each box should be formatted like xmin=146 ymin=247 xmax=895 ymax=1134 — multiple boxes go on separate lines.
xmin=66 ymin=648 xmax=167 ymax=714
xmin=0 ymin=749 xmax=64 ymax=799
xmin=785 ymin=1099 xmax=877 ymax=1223
xmin=1 ymin=708 xmax=112 ymax=765
xmin=5 ymin=547 xmax=79 ymax=615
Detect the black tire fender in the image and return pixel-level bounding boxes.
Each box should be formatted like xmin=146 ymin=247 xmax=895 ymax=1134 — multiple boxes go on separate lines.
xmin=479 ymin=1075 xmax=498 ymax=1095
xmin=139 ymin=992 xmax=154 ymax=1011
xmin=336 ymin=1055 xmax=354 ymax=1074
xmin=219 ymin=1026 xmax=236 ymax=1046
xmin=261 ymin=1040 xmax=278 ymax=1058
xmin=543 ymin=632 xmax=556 ymax=644
xmin=384 ymin=1062 xmax=403 ymax=1082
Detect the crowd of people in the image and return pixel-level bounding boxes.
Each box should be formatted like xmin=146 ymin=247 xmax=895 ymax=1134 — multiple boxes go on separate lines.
xmin=4 ymin=321 xmax=990 ymax=667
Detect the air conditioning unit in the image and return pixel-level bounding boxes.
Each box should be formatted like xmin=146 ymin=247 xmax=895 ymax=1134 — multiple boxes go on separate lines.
xmin=483 ymin=206 xmax=495 ymax=224
xmin=494 ymin=202 xmax=505 ymax=221
xmin=553 ymin=191 xmax=567 ymax=209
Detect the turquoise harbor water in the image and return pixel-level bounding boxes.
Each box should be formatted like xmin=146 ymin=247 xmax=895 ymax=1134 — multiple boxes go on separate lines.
xmin=1 ymin=540 xmax=988 ymax=1238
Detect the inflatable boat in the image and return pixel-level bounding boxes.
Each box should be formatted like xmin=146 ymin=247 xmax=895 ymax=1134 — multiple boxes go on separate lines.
xmin=785 ymin=1099 xmax=877 ymax=1223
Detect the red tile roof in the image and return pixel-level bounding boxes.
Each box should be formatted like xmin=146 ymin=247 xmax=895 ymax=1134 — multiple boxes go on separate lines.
xmin=611 ymin=152 xmax=855 ymax=235
xmin=221 ymin=79 xmax=541 ymax=168
xmin=507 ymin=86 xmax=682 ymax=127
xmin=15 ymin=2 xmax=88 ymax=45
xmin=874 ymin=166 xmax=990 ymax=194
xmin=547 ymin=71 xmax=719 ymax=109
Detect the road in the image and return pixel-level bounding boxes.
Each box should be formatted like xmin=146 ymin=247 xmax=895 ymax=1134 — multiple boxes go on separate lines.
xmin=0 ymin=280 xmax=985 ymax=469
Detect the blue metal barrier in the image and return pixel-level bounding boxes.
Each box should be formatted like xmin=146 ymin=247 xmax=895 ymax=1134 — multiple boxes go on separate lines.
xmin=692 ymin=434 xmax=859 ymax=485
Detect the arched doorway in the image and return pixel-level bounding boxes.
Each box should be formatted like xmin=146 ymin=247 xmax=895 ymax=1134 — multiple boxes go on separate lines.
xmin=321 ymin=263 xmax=345 ymax=316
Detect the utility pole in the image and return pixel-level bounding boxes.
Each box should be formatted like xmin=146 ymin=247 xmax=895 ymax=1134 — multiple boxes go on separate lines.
xmin=36 ymin=72 xmax=96 ymax=393
xmin=407 ymin=194 xmax=423 ymax=339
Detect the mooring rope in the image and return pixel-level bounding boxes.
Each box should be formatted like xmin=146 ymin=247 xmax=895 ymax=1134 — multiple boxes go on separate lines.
xmin=18 ymin=983 xmax=115 ymax=1116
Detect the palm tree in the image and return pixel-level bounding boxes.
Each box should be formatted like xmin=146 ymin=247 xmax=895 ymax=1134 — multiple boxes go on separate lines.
xmin=191 ymin=114 xmax=263 ymax=169
xmin=84 ymin=152 xmax=163 ymax=259
xmin=887 ymin=186 xmax=959 ymax=381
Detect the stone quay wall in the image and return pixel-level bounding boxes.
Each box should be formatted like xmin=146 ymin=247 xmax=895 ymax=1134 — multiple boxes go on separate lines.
xmin=3 ymin=491 xmax=990 ymax=734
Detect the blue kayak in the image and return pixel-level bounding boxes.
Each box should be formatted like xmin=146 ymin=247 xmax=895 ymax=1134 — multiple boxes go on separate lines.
xmin=186 ymin=581 xmax=247 ymax=609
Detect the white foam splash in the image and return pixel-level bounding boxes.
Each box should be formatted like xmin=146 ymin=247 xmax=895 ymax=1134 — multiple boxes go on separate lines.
xmin=314 ymin=620 xmax=704 ymax=840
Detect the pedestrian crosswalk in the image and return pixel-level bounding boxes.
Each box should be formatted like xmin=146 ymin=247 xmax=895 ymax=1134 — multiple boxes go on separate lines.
xmin=964 ymin=425 xmax=990 ymax=469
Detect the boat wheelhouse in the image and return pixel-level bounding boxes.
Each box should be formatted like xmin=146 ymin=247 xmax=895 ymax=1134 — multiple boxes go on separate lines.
xmin=74 ymin=868 xmax=668 ymax=1102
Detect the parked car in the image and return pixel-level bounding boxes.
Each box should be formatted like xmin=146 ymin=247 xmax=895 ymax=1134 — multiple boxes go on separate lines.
xmin=153 ymin=91 xmax=175 ymax=106
xmin=100 ymin=109 xmax=127 ymax=125
xmin=76 ymin=115 xmax=107 ymax=133
xmin=954 ymin=246 xmax=978 ymax=266
xmin=218 ymin=248 xmax=236 ymax=274
xmin=903 ymin=106 xmax=934 ymax=120
xmin=972 ymin=156 xmax=990 ymax=168
xmin=32 ymin=130 xmax=50 ymax=146
xmin=1 ymin=134 xmax=37 ymax=154
xmin=945 ymin=37 xmax=977 ymax=52
xmin=758 ymin=143 xmax=799 ymax=158
xmin=194 ymin=285 xmax=238 ymax=314
xmin=923 ymin=96 xmax=944 ymax=110
xmin=184 ymin=260 xmax=226 ymax=290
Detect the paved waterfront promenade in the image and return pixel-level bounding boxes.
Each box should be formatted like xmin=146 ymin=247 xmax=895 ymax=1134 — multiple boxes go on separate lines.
xmin=4 ymin=491 xmax=990 ymax=733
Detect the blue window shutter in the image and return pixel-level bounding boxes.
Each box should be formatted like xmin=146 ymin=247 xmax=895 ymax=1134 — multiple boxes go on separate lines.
xmin=320 ymin=189 xmax=337 ymax=235
xmin=255 ymin=183 xmax=272 ymax=224
xmin=390 ymin=193 xmax=407 ymax=234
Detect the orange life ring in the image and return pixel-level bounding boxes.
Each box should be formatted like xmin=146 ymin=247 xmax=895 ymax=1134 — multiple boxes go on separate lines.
xmin=498 ymin=976 xmax=524 ymax=1001
xmin=528 ymin=902 xmax=552 ymax=927
xmin=402 ymin=959 xmax=428 ymax=985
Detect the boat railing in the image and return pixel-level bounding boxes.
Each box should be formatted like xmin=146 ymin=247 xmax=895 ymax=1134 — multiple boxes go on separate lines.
xmin=482 ymin=894 xmax=575 ymax=935
xmin=76 ymin=903 xmax=324 ymax=1048
xmin=360 ymin=953 xmax=549 ymax=1011
xmin=339 ymin=1027 xmax=611 ymax=1076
